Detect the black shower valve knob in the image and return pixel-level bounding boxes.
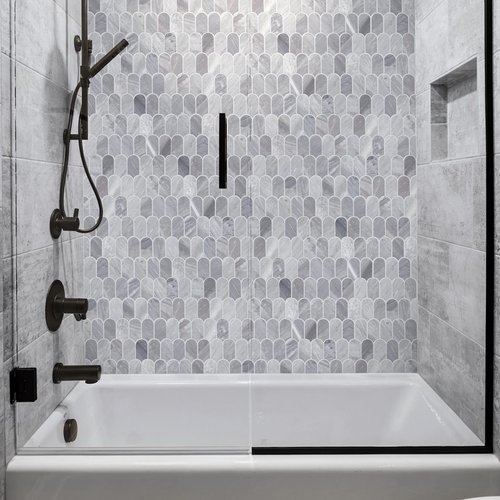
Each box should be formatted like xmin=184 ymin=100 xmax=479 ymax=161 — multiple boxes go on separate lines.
xmin=45 ymin=280 xmax=89 ymax=332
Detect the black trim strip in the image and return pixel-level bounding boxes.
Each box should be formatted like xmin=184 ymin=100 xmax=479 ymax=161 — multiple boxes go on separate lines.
xmin=483 ymin=0 xmax=495 ymax=455
xmin=253 ymin=447 xmax=487 ymax=455
xmin=219 ymin=113 xmax=227 ymax=189
xmin=252 ymin=0 xmax=495 ymax=456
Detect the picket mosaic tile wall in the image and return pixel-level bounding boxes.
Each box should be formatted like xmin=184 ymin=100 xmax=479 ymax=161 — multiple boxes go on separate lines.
xmin=83 ymin=0 xmax=417 ymax=374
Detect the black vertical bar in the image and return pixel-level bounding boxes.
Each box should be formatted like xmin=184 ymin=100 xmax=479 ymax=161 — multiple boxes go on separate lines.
xmin=484 ymin=0 xmax=494 ymax=453
xmin=219 ymin=113 xmax=227 ymax=189
xmin=80 ymin=0 xmax=89 ymax=140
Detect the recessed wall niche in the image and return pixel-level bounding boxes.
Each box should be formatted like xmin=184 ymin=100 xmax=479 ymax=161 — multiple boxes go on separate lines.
xmin=430 ymin=59 xmax=479 ymax=162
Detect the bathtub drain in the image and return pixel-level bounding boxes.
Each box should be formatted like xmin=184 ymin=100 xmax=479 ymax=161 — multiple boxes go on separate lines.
xmin=64 ymin=419 xmax=78 ymax=443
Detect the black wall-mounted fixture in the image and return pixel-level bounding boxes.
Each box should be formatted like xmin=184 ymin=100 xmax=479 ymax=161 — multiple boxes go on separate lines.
xmin=53 ymin=363 xmax=101 ymax=384
xmin=10 ymin=368 xmax=37 ymax=404
xmin=52 ymin=0 xmax=129 ymax=239
xmin=50 ymin=208 xmax=80 ymax=239
xmin=219 ymin=113 xmax=227 ymax=189
xmin=45 ymin=280 xmax=88 ymax=332
xmin=76 ymin=0 xmax=129 ymax=142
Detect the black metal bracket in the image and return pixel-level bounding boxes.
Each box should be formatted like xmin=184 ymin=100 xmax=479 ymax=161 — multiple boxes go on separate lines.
xmin=63 ymin=128 xmax=81 ymax=145
xmin=10 ymin=368 xmax=37 ymax=404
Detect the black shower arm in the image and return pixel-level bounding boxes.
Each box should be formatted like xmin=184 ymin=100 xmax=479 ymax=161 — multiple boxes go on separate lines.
xmin=76 ymin=0 xmax=129 ymax=142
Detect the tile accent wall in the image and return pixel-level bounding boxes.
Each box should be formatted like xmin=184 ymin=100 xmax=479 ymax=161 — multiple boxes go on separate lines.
xmin=84 ymin=0 xmax=417 ymax=374
xmin=416 ymin=0 xmax=486 ymax=441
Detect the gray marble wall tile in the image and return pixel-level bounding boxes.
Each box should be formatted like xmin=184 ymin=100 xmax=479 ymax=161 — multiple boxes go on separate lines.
xmin=0 ymin=0 xmax=84 ymax=491
xmin=447 ymin=68 xmax=484 ymax=160
xmin=15 ymin=318 xmax=83 ymax=447
xmin=15 ymin=64 xmax=69 ymax=165
xmin=0 ymin=0 xmax=13 ymax=57
xmin=16 ymin=161 xmax=83 ymax=254
xmin=418 ymin=306 xmax=485 ymax=442
xmin=16 ymin=238 xmax=83 ymax=352
xmin=15 ymin=0 xmax=80 ymax=90
xmin=416 ymin=0 xmax=483 ymax=95
xmin=0 ymin=54 xmax=12 ymax=159
xmin=85 ymin=0 xmax=417 ymax=374
xmin=418 ymin=158 xmax=485 ymax=252
xmin=416 ymin=0 xmax=487 ymax=443
xmin=418 ymin=235 xmax=485 ymax=349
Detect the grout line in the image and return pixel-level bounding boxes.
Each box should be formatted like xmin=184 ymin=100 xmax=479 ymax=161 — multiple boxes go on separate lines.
xmin=2 ymin=155 xmax=84 ymax=170
xmin=4 ymin=236 xmax=85 ymax=260
xmin=2 ymin=53 xmax=78 ymax=95
xmin=420 ymin=306 xmax=486 ymax=352
xmin=417 ymin=234 xmax=486 ymax=256
xmin=418 ymin=154 xmax=487 ymax=167
xmin=414 ymin=1 xmax=447 ymax=26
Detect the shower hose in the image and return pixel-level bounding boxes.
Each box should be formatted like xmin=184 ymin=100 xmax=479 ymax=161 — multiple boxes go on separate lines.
xmin=59 ymin=81 xmax=103 ymax=233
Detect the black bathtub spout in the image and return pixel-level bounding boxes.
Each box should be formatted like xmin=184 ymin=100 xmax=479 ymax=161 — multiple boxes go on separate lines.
xmin=53 ymin=363 xmax=101 ymax=384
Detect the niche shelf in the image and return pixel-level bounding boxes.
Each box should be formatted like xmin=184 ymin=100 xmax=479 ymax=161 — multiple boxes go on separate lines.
xmin=430 ymin=59 xmax=479 ymax=162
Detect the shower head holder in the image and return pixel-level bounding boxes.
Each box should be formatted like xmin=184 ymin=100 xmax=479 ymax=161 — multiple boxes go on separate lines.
xmin=50 ymin=208 xmax=80 ymax=239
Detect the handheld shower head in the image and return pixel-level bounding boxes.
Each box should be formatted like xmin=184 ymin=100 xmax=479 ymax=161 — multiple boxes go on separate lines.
xmin=89 ymin=39 xmax=129 ymax=78
xmin=56 ymin=0 xmax=130 ymax=238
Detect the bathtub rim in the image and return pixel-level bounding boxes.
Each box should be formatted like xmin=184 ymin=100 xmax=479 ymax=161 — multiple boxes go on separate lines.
xmin=18 ymin=373 xmax=486 ymax=455
xmin=8 ymin=453 xmax=500 ymax=500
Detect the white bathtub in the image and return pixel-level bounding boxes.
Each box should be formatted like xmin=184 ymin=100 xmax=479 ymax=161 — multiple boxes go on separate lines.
xmin=7 ymin=374 xmax=500 ymax=500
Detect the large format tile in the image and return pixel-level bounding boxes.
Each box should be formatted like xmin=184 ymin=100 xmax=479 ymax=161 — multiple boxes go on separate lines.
xmin=447 ymin=0 xmax=484 ymax=72
xmin=418 ymin=236 xmax=486 ymax=347
xmin=0 ymin=158 xmax=11 ymax=260
xmin=15 ymin=317 xmax=84 ymax=447
xmin=418 ymin=157 xmax=486 ymax=251
xmin=0 ymin=0 xmax=13 ymax=56
xmin=418 ymin=306 xmax=485 ymax=441
xmin=15 ymin=0 xmax=80 ymax=90
xmin=416 ymin=0 xmax=484 ymax=93
xmin=415 ymin=1 xmax=449 ymax=93
xmin=16 ymin=237 xmax=83 ymax=352
xmin=1 ymin=54 xmax=13 ymax=158
xmin=15 ymin=63 xmax=69 ymax=165
xmin=16 ymin=160 xmax=83 ymax=255
xmin=53 ymin=0 xmax=81 ymax=24
xmin=415 ymin=0 xmax=444 ymax=24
